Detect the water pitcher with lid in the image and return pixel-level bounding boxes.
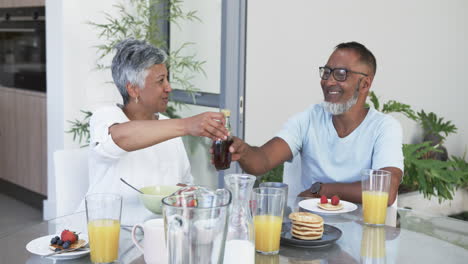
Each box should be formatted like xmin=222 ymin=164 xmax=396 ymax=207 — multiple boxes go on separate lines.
xmin=162 ymin=186 xmax=231 ymax=264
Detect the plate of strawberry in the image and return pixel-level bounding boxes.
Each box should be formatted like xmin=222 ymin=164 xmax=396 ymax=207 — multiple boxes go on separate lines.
xmin=26 ymin=229 xmax=89 ymax=259
xmin=298 ymin=195 xmax=358 ymax=214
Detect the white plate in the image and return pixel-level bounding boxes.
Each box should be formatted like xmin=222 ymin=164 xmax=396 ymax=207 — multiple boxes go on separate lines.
xmin=298 ymin=198 xmax=358 ymax=214
xmin=26 ymin=234 xmax=90 ymax=260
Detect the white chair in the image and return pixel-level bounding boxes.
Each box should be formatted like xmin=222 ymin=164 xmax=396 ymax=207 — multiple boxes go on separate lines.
xmin=54 ymin=148 xmax=89 ymax=217
xmin=282 ymin=154 xmax=303 ymax=199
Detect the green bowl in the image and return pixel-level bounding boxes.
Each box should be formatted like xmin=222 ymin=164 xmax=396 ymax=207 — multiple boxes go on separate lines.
xmin=139 ymin=185 xmax=181 ymax=214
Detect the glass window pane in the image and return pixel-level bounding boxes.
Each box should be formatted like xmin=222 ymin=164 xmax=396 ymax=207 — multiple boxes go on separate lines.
xmin=174 ymin=104 xmax=221 ymax=189
xmin=170 ymin=0 xmax=221 ymax=94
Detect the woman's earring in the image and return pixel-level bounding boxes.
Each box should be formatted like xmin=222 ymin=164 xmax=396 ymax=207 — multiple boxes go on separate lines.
xmin=135 ymin=97 xmax=139 ymax=104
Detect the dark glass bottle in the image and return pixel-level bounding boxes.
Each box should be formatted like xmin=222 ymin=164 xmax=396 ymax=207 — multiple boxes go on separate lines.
xmin=213 ymin=109 xmax=233 ymax=170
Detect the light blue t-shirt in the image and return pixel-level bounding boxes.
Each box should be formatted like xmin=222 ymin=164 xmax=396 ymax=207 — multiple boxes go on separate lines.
xmin=277 ymin=104 xmax=403 ymax=190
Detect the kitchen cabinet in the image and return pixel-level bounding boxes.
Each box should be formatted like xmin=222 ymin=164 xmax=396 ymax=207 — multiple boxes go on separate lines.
xmin=0 ymin=0 xmax=45 ymax=8
xmin=0 ymin=86 xmax=47 ymax=195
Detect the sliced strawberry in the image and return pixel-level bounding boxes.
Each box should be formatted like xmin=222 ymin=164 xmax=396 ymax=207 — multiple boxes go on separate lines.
xmin=331 ymin=195 xmax=340 ymax=206
xmin=320 ymin=195 xmax=328 ymax=204
xmin=187 ymin=199 xmax=197 ymax=207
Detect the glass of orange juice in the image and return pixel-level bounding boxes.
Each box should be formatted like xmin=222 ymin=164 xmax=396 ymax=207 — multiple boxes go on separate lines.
xmin=252 ymin=187 xmax=285 ymax=255
xmin=361 ymin=169 xmax=391 ymax=225
xmin=85 ymin=193 xmax=122 ymax=263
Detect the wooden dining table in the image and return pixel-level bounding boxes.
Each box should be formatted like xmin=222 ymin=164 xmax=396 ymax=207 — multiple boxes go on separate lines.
xmin=1 ymin=197 xmax=467 ymax=264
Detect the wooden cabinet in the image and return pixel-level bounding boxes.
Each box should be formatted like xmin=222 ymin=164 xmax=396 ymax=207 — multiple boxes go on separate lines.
xmin=0 ymin=87 xmax=47 ymax=195
xmin=0 ymin=0 xmax=45 ymax=8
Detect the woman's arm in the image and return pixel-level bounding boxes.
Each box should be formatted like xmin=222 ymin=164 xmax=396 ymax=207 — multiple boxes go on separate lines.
xmin=109 ymin=112 xmax=228 ymax=152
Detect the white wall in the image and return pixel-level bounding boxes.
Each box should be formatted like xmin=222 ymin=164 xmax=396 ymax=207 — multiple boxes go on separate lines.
xmin=245 ymin=0 xmax=468 ymax=159
xmin=45 ymin=0 xmax=121 ymax=219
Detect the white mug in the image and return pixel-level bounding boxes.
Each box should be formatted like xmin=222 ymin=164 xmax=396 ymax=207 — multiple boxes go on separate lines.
xmin=132 ymin=218 xmax=168 ymax=264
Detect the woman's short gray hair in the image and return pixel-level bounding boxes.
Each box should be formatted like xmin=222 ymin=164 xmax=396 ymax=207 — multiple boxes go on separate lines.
xmin=111 ymin=38 xmax=168 ymax=105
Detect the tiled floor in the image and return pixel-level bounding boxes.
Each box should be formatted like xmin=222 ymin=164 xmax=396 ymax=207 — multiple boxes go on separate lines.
xmin=0 ymin=193 xmax=42 ymax=237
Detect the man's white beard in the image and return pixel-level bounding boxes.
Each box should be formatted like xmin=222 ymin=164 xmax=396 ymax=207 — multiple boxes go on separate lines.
xmin=322 ymin=92 xmax=358 ymax=115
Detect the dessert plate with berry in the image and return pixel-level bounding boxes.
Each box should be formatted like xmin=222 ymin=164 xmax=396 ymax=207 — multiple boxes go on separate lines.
xmin=298 ymin=195 xmax=358 ymax=215
xmin=26 ymin=229 xmax=89 ymax=259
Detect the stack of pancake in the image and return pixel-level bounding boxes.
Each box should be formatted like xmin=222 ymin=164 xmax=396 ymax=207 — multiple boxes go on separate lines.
xmin=288 ymin=212 xmax=324 ymax=240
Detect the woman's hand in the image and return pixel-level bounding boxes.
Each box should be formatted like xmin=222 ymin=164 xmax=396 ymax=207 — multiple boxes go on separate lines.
xmin=184 ymin=112 xmax=229 ymax=140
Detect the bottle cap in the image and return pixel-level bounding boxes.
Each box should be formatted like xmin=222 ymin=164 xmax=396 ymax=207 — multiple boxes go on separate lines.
xmin=221 ymin=109 xmax=231 ymax=117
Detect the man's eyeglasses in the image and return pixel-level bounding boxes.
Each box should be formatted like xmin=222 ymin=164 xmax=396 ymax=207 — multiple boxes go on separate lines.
xmin=319 ymin=66 xmax=368 ymax=82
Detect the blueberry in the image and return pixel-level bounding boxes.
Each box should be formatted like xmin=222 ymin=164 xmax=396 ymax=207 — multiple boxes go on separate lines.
xmin=50 ymin=237 xmax=58 ymax=244
xmin=57 ymin=239 xmax=63 ymax=246
xmin=55 ymin=236 xmax=60 ymax=240
xmin=62 ymin=241 xmax=71 ymax=249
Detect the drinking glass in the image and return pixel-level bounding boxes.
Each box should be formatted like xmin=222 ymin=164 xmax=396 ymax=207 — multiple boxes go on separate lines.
xmin=252 ymin=187 xmax=285 ymax=255
xmin=85 ymin=193 xmax=122 ymax=264
xmin=361 ymin=169 xmax=391 ymax=225
xmin=259 ymin=182 xmax=289 ymax=220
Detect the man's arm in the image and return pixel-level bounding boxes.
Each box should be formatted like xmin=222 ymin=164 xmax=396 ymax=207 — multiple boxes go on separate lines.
xmin=229 ymin=137 xmax=293 ymax=175
xmin=299 ymin=166 xmax=402 ymax=206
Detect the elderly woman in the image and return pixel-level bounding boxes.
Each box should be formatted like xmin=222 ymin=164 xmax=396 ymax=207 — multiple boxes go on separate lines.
xmin=82 ymin=38 xmax=228 ymax=220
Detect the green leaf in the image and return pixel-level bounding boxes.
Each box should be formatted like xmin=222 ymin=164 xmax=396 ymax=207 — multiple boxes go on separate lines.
xmin=381 ymin=100 xmax=418 ymax=121
xmin=417 ymin=110 xmax=458 ymax=140
xmin=368 ymin=91 xmax=380 ymax=110
xmin=260 ymin=163 xmax=284 ymax=183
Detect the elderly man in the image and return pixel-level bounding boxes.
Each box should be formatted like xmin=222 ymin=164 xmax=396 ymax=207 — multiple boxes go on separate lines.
xmin=227 ymin=42 xmax=403 ymax=205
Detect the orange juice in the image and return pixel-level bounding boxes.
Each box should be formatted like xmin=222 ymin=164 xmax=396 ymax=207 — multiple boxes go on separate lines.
xmin=362 ymin=191 xmax=388 ymax=225
xmin=253 ymin=215 xmax=282 ymax=253
xmin=88 ymin=219 xmax=120 ymax=263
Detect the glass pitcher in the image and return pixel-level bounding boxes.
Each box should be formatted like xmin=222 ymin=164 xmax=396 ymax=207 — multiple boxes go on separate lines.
xmin=223 ymin=174 xmax=256 ymax=264
xmin=162 ymin=186 xmax=231 ymax=264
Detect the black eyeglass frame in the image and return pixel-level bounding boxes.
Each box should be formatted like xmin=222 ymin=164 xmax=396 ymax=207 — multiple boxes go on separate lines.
xmin=319 ymin=66 xmax=368 ymax=82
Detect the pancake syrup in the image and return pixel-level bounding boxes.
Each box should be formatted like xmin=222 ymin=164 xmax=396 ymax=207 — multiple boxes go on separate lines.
xmin=213 ymin=109 xmax=233 ymax=170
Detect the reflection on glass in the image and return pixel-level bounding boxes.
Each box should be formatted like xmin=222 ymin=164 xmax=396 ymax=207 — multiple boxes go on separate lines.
xmin=287 ymin=258 xmax=321 ymax=264
xmin=256 ymin=252 xmax=280 ymax=264
xmin=0 ymin=7 xmax=46 ymax=91
xmin=176 ymin=104 xmax=221 ymax=189
xmin=360 ymin=226 xmax=386 ymax=264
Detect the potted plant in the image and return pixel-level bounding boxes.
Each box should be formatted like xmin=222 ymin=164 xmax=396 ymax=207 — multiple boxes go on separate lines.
xmin=367 ymin=91 xmax=468 ymax=202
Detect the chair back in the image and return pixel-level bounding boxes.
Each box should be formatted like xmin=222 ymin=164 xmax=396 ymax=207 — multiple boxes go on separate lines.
xmin=53 ymin=148 xmax=89 ymax=217
xmin=282 ymin=154 xmax=302 ymax=199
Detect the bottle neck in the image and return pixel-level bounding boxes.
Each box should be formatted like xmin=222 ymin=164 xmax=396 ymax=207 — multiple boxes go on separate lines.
xmin=225 ymin=116 xmax=231 ymax=133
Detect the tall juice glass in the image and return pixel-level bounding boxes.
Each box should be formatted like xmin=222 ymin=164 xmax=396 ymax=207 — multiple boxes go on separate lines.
xmin=361 ymin=169 xmax=391 ymax=225
xmin=259 ymin=182 xmax=289 ymax=221
xmin=252 ymin=187 xmax=285 ymax=255
xmin=85 ymin=193 xmax=122 ymax=263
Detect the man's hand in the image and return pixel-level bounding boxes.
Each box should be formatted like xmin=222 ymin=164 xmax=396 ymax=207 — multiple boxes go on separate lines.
xmin=184 ymin=112 xmax=228 ymax=140
xmin=229 ymin=136 xmax=250 ymax=162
